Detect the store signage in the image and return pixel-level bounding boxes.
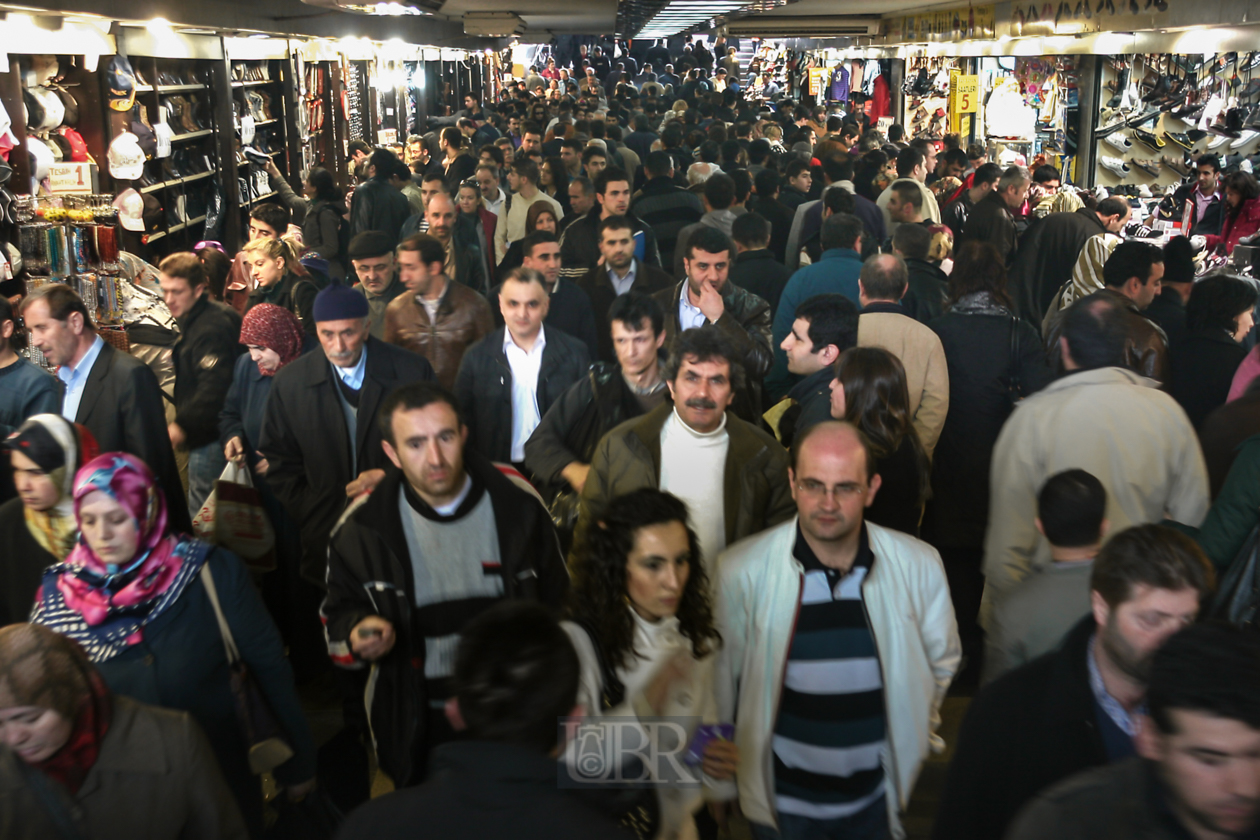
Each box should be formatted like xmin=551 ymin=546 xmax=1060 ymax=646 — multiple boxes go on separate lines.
xmin=808 ymin=67 xmax=826 ymax=97
xmin=379 ymin=128 xmax=398 ymax=145
xmin=953 ymin=75 xmax=980 ymax=113
xmin=889 ymin=4 xmax=995 ymax=43
xmin=48 ymin=162 xmax=98 ymax=194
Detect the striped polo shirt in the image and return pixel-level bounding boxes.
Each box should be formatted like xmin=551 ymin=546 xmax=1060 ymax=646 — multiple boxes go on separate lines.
xmin=772 ymin=525 xmax=887 ymax=819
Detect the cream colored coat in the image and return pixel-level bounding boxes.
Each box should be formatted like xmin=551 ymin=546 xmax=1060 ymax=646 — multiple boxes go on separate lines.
xmin=982 ymin=366 xmax=1210 ymax=624
xmin=857 ymin=310 xmax=950 ymax=457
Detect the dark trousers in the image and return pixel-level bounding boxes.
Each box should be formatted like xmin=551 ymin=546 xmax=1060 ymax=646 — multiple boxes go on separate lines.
xmin=937 ymin=544 xmax=985 ymax=690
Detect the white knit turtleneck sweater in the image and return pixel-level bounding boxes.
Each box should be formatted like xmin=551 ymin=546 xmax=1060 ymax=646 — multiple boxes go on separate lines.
xmin=659 ymin=407 xmax=730 ymax=569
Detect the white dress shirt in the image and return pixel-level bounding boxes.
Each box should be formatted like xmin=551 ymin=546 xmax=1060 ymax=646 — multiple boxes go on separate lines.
xmin=503 ymin=325 xmax=546 ymax=462
xmin=484 ymin=186 xmax=508 ymax=218
xmin=58 ymin=334 xmax=104 ymax=421
xmin=678 ymin=284 xmax=709 ymax=331
xmin=332 ymin=343 xmax=368 ymax=390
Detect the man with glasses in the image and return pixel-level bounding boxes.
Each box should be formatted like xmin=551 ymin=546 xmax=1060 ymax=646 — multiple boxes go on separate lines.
xmin=711 ymin=420 xmax=960 ymax=840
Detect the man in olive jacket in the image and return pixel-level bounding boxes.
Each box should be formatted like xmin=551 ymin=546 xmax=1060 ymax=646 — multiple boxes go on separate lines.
xmin=575 ymin=326 xmax=794 ymax=569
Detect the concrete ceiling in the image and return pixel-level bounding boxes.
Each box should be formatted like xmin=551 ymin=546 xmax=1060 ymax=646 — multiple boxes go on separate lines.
xmin=436 ymin=0 xmax=618 ymax=33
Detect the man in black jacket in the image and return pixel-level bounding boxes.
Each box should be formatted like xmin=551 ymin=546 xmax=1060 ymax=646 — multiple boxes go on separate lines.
xmin=559 ymin=167 xmax=661 ymax=283
xmin=1161 ymin=155 xmax=1225 ymax=238
xmin=730 ymin=211 xmax=791 ymax=319
xmin=158 ymin=252 xmax=244 ymax=515
xmin=350 ymin=149 xmax=412 ymax=246
xmin=772 ymin=294 xmax=858 ymax=446
xmin=1007 ymin=197 xmax=1131 ymax=324
xmin=655 ymin=226 xmax=773 ymax=421
xmin=748 ymin=169 xmax=796 ymax=264
xmin=322 ymin=384 xmax=567 ymax=788
xmin=892 ymin=222 xmax=948 ymax=325
xmin=524 ymin=292 xmax=667 ymax=513
xmin=576 ymin=216 xmax=675 ymax=363
xmin=455 ymin=267 xmax=591 ymax=469
xmin=632 ymin=151 xmax=703 ymax=270
xmin=20 ymin=283 xmax=189 ymax=530
xmin=931 ymin=524 xmax=1214 ymax=840
xmin=958 ymin=165 xmax=1029 ymax=267
xmin=260 ymin=284 xmax=435 ymax=585
xmin=487 ymin=232 xmax=599 ymax=359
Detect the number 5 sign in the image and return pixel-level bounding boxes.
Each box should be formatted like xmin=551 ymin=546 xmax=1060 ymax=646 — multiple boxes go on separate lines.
xmin=953 ymin=75 xmax=980 ymax=113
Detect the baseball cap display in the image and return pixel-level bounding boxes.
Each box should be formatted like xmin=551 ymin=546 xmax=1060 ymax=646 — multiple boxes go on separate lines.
xmin=29 ymin=87 xmax=65 ymax=131
xmin=27 ymin=136 xmax=54 ymax=185
xmin=114 ymin=188 xmax=145 ymax=231
xmin=52 ymin=86 xmax=79 ymax=126
xmin=108 ymin=131 xmax=145 ymax=181
xmin=107 ymin=55 xmax=137 ymax=112
xmin=58 ymin=128 xmax=89 ymax=162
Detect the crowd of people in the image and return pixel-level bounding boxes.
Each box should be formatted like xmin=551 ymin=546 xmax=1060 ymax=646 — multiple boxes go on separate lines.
xmin=5 ymin=34 xmax=1260 ymax=840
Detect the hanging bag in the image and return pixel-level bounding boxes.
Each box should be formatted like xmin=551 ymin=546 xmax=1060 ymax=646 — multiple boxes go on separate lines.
xmin=200 ymin=564 xmax=295 ymax=774
xmin=193 ymin=461 xmax=276 ymax=572
xmin=1209 ymin=525 xmax=1260 ymax=630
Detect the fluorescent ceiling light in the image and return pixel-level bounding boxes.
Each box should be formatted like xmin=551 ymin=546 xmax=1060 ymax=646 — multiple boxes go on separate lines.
xmin=637 ymin=0 xmax=748 ymax=37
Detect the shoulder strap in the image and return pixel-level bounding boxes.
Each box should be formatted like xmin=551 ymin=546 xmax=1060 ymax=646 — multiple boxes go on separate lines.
xmin=574 ymin=617 xmax=626 ymax=710
xmin=14 ymin=757 xmax=88 ymax=840
xmin=200 ymin=564 xmax=241 ymax=665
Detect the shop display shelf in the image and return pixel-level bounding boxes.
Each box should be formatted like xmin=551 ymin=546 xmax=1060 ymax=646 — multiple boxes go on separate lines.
xmin=139 ymin=170 xmax=215 ymax=194
xmin=136 ymin=84 xmax=209 ymax=94
xmin=253 ymin=119 xmax=279 ymax=127
xmin=232 ymin=80 xmax=275 ymax=88
xmin=240 ymin=190 xmax=278 ymax=206
xmin=170 ymin=129 xmax=214 ymax=142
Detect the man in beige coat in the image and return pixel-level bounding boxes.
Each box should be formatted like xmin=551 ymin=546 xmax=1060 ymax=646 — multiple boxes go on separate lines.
xmin=983 ymin=292 xmax=1209 ymax=625
xmin=855 ymin=254 xmax=949 ymax=457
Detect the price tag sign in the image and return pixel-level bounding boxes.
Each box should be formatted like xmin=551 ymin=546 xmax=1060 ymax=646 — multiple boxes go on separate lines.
xmin=954 ymin=75 xmax=980 ymax=113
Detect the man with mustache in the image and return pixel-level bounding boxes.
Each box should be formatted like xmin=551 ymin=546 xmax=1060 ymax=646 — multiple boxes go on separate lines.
xmin=260 ymin=283 xmax=435 ymax=587
xmin=933 ymin=524 xmax=1214 ymax=840
xmin=575 ymin=325 xmax=793 ymax=570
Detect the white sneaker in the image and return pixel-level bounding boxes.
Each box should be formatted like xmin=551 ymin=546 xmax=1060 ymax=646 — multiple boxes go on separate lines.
xmin=1231 ymin=130 xmax=1260 ymax=149
xmin=1104 ymin=132 xmax=1134 ymax=152
xmin=1208 ymin=133 xmax=1232 ymax=149
xmin=1100 ymin=155 xmax=1131 ymax=177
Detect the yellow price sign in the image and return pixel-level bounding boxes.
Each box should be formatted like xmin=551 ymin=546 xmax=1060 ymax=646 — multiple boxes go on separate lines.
xmin=954 ymin=75 xmax=980 ymax=113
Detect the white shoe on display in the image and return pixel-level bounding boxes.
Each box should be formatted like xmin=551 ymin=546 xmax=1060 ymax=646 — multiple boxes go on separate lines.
xmin=1100 ymin=155 xmax=1131 ymax=177
xmin=1231 ymin=130 xmax=1260 ymax=149
xmin=1104 ymin=132 xmax=1133 ymax=152
xmin=1208 ymin=133 xmax=1232 ymax=149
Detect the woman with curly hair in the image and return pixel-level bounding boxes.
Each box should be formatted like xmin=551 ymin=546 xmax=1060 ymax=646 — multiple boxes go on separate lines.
xmin=564 ymin=488 xmax=736 ymax=838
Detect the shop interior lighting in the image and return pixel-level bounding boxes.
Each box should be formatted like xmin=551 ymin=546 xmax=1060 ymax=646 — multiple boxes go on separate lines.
xmin=636 ymin=0 xmax=751 ymax=38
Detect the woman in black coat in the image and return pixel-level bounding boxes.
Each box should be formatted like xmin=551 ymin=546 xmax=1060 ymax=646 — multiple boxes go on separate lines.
xmin=926 ymin=242 xmax=1052 ymax=679
xmin=1167 ymin=273 xmax=1257 ymax=429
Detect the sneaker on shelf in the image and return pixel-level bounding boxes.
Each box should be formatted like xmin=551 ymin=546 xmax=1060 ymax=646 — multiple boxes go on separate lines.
xmin=1231 ymin=130 xmax=1260 ymax=149
xmin=1132 ymin=158 xmax=1162 ymax=177
xmin=1101 ymin=155 xmax=1132 ymax=178
xmin=1208 ymin=133 xmax=1233 ymax=150
xmin=1163 ymin=131 xmax=1195 ymax=150
xmin=1104 ymin=132 xmax=1134 ymax=152
xmin=1132 ymin=127 xmax=1165 ymax=151
xmin=1136 ymin=184 xmax=1154 ymax=199
xmin=1095 ymin=110 xmax=1129 ymax=138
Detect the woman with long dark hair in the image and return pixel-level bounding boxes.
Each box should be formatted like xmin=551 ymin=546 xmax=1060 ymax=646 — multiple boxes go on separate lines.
xmin=564 ymin=489 xmax=735 ymax=839
xmin=828 ymin=347 xmax=930 ymax=537
xmin=541 ymin=156 xmax=571 ymax=216
xmin=265 ymin=163 xmax=347 ymax=280
xmin=925 ymin=240 xmax=1051 ymax=681
xmin=1203 ymin=171 xmax=1260 ymax=255
xmin=1167 ymin=273 xmax=1258 ymax=428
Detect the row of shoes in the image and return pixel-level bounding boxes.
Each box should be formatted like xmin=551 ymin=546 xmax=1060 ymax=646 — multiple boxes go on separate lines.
xmin=134 ymin=68 xmax=208 ymax=88
xmin=160 ymin=96 xmax=206 ymax=134
xmin=902 ymin=66 xmax=953 ymax=98
xmin=136 ymin=151 xmax=216 ymax=187
xmin=243 ymin=90 xmax=275 ymax=123
xmin=1019 ymin=0 xmax=1169 ymax=26
xmin=232 ymin=63 xmax=272 ymax=83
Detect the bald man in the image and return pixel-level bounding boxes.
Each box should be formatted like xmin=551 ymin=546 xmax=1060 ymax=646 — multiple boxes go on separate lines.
xmin=712 ymin=421 xmax=959 ymax=839
xmin=423 ymin=192 xmax=487 ymax=296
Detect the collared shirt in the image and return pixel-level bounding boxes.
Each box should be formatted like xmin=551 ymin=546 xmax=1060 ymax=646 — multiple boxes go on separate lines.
xmin=678 ymin=283 xmax=709 ymax=331
xmin=1193 ymin=184 xmax=1219 ymax=221
xmin=1087 ymin=634 xmax=1146 ymax=738
xmin=484 ymin=187 xmax=507 ymax=217
xmin=607 ymin=260 xmax=637 ymax=296
xmin=331 ymin=344 xmax=368 ymax=391
xmin=58 ymin=334 xmax=104 ymax=421
xmin=503 ymin=325 xmax=546 ymax=462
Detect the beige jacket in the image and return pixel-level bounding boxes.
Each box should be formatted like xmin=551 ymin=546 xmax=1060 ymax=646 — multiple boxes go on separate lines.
xmin=982 ymin=367 xmax=1210 ymax=624
xmin=857 ymin=308 xmax=950 ymax=457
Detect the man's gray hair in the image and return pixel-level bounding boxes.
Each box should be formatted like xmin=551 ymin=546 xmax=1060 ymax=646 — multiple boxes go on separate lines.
xmin=999 ymin=165 xmax=1031 ymax=192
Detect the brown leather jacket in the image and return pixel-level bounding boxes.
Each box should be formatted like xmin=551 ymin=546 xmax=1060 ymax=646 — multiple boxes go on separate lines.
xmin=1043 ymin=288 xmax=1168 ymax=382
xmin=383 ymin=278 xmax=494 ymax=389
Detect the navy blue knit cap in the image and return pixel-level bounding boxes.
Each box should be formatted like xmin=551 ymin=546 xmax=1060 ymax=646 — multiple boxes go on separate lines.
xmin=312 ymin=282 xmax=369 ymax=322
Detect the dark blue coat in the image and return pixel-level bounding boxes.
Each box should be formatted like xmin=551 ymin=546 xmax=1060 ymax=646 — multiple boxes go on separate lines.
xmin=87 ymin=546 xmax=315 ymax=831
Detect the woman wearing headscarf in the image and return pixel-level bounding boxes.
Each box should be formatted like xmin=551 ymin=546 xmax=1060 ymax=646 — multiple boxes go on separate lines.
xmin=0 ymin=623 xmax=247 ymax=839
xmin=219 ymin=303 xmax=321 ymax=681
xmin=0 ymin=415 xmax=98 ymax=625
xmin=29 ymin=453 xmax=316 ymax=837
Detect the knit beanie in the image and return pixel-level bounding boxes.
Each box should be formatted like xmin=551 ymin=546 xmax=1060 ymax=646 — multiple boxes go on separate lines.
xmin=312 ymin=282 xmax=370 ymax=322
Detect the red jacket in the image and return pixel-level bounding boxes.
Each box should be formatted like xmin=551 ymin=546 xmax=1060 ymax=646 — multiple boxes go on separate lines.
xmin=1206 ymin=196 xmax=1260 ymax=254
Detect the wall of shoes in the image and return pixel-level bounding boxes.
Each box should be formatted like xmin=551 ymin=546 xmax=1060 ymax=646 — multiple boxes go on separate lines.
xmin=231 ymin=57 xmax=295 ymax=219
xmin=1094 ymin=53 xmax=1260 ymax=195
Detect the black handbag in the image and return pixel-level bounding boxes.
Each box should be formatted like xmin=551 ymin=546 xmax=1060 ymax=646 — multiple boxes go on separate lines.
xmin=1209 ymin=525 xmax=1260 ymax=628
xmin=200 ymin=565 xmax=296 ymax=775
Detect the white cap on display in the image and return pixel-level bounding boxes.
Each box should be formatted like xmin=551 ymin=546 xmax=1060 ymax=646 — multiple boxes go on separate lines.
xmin=0 ymin=98 xmax=18 ymax=146
xmin=27 ymin=136 xmax=53 ymax=184
xmin=108 ymin=131 xmax=145 ymax=181
xmin=113 ymin=188 xmax=145 ymax=231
